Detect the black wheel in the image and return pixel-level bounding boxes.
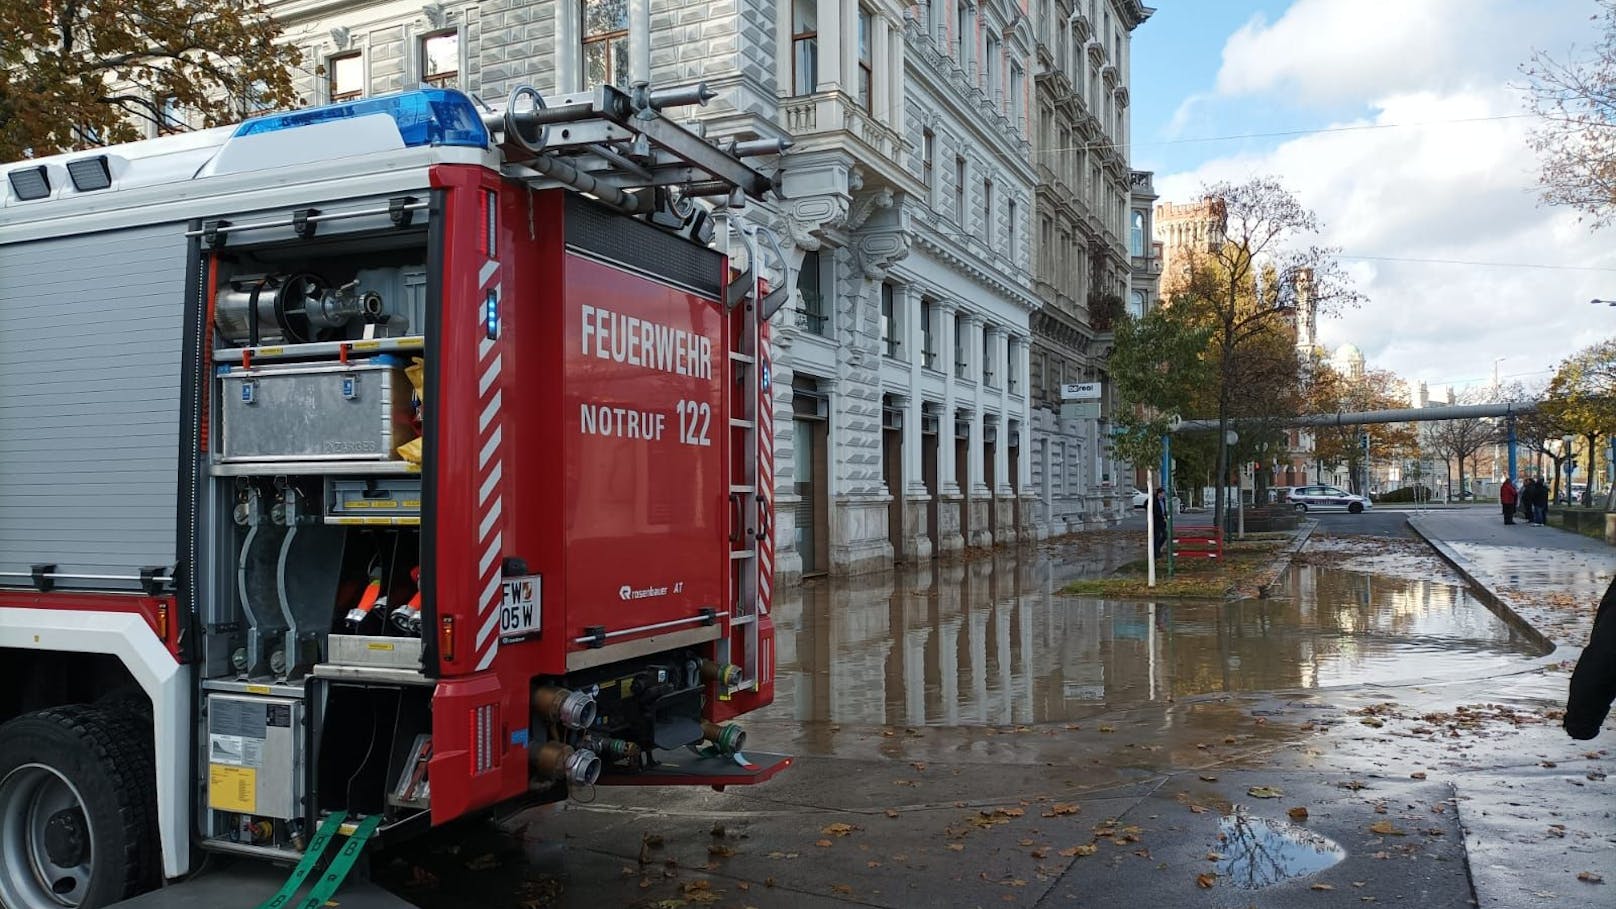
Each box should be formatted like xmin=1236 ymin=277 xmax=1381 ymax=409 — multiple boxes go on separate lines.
xmin=1293 ymin=503 xmax=1308 ymax=513
xmin=1348 ymin=502 xmax=1364 ymax=514
xmin=0 ymin=707 xmax=157 ymax=909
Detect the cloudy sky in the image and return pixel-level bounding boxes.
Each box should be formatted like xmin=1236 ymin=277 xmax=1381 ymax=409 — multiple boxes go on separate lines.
xmin=1131 ymin=0 xmax=1616 ymax=396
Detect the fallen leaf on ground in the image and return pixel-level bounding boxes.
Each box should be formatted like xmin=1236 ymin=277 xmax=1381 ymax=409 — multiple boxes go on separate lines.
xmin=1196 ymin=872 xmax=1217 ymax=888
xmin=1059 ymin=843 xmax=1099 ymax=857
xmin=1199 ymin=774 xmax=1218 ymax=782
xmin=821 ymin=823 xmax=860 ymax=837
xmin=1045 ymin=802 xmax=1081 ymax=817
xmin=1099 ymin=725 xmax=1116 ymax=733
xmin=1368 ymin=821 xmax=1406 ymax=836
xmin=1288 ymin=807 xmax=1309 ymax=820
xmin=814 ymin=839 xmax=833 ymax=848
xmin=830 ymin=884 xmax=853 ymax=895
xmin=707 ymin=844 xmax=734 ymax=857
xmin=1410 ymin=772 xmax=1427 ymax=780
xmin=1311 ymin=883 xmax=1335 ymax=891
xmin=947 ymin=843 xmax=965 ymax=851
xmin=885 ymin=808 xmax=900 ymax=818
xmin=1030 ymin=847 xmax=1050 ymax=859
xmin=1247 ymin=786 xmax=1284 ymax=799
xmin=1577 ymin=871 xmax=1604 ymax=884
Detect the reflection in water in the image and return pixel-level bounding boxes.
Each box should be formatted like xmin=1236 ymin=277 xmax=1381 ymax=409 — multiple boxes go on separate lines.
xmin=1215 ymin=810 xmax=1345 ymax=889
xmin=756 ymin=550 xmax=1545 ymax=728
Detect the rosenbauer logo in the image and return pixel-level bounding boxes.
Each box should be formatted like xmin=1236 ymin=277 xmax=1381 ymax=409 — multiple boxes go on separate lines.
xmin=618 ymin=581 xmax=683 ymax=601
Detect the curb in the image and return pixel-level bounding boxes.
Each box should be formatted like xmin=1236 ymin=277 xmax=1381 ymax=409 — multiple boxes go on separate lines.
xmin=1404 ymin=516 xmax=1559 ymax=654
xmin=1255 ymin=519 xmax=1317 ymax=598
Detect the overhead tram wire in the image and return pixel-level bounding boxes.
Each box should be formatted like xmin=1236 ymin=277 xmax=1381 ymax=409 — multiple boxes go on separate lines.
xmin=1035 ymin=112 xmax=1540 ymax=157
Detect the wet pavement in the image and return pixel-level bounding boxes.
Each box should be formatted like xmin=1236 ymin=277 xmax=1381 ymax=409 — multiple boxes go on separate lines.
xmin=366 ymin=522 xmax=1614 ymax=909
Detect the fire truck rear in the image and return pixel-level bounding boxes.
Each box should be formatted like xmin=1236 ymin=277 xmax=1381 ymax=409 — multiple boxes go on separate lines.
xmin=0 ymin=84 xmax=788 ymax=909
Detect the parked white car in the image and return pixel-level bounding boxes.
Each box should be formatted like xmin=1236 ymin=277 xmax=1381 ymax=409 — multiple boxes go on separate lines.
xmin=1284 ymin=485 xmax=1372 ymax=514
xmin=1131 ymin=488 xmax=1150 ymax=508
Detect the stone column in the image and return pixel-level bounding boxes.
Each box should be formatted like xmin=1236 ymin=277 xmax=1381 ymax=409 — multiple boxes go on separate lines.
xmin=937 ymin=301 xmax=960 ymax=497
xmin=841 ymin=0 xmax=858 ymax=95
xmin=965 ymin=317 xmax=992 ymax=548
xmin=904 ymin=285 xmax=925 ymax=496
xmin=892 ymin=19 xmax=907 ymax=138
xmin=815 ymin=0 xmax=842 ymax=91
xmin=775 ymin=0 xmax=793 ymax=94
xmin=994 ymin=328 xmax=1012 ymax=496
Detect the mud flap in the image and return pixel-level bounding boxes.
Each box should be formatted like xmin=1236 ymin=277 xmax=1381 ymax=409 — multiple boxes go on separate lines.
xmin=596 ymin=750 xmax=792 ymax=788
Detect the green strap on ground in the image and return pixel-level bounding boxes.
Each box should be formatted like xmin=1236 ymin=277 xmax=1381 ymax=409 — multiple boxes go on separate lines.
xmin=295 ymin=815 xmax=383 ymax=909
xmin=254 ymin=813 xmax=380 ymax=909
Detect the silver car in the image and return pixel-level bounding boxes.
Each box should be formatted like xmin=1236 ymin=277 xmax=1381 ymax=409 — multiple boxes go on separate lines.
xmin=1285 ymin=484 xmax=1372 ymax=514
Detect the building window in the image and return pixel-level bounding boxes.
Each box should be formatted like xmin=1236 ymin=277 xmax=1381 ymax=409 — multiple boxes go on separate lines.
xmin=582 ymin=0 xmax=630 ymax=89
xmin=792 ymin=0 xmax=817 ymax=95
xmin=157 ymin=95 xmax=184 ymax=135
xmin=421 ymin=31 xmax=460 ymax=88
xmin=954 ymin=155 xmax=967 ymax=223
xmin=328 ymin=53 xmax=364 ymax=102
xmin=1129 ymin=290 xmax=1147 ymax=319
xmin=1040 ymin=217 xmax=1052 ymax=276
xmin=1009 ymin=61 xmax=1024 ymax=125
xmin=857 ymin=7 xmax=874 ymax=111
xmin=982 ymin=332 xmax=996 ymax=387
xmin=1008 ymin=341 xmax=1021 ymax=394
xmin=1007 ymin=199 xmax=1017 ymax=258
xmin=797 ymin=251 xmax=829 ymax=336
xmin=985 ymin=31 xmax=1000 ymax=97
xmin=922 ymin=128 xmax=935 ymax=188
xmin=921 ymin=301 xmax=936 ymax=369
xmin=981 ymin=178 xmax=993 ymax=239
xmin=880 ymin=283 xmax=900 ymax=358
xmin=1129 ymin=209 xmax=1146 ymax=257
xmin=955 ymin=314 xmax=968 ymax=377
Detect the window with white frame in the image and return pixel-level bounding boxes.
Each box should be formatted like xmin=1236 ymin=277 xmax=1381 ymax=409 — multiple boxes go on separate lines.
xmin=328 ymin=53 xmax=364 ymax=102
xmin=955 ymin=314 xmax=968 ymax=377
xmin=1009 ymin=61 xmax=1024 ymax=126
xmin=582 ymin=0 xmax=630 ymax=89
xmin=954 ymin=155 xmax=967 ymax=223
xmin=921 ymin=301 xmax=936 ymax=369
xmin=880 ymin=283 xmax=900 ymax=358
xmin=982 ymin=331 xmax=996 ymax=387
xmin=857 ymin=7 xmax=874 ymax=111
xmin=1008 ymin=341 xmax=1021 ymax=394
xmin=922 ymin=128 xmax=935 ymax=189
xmin=981 ymin=178 xmax=993 ymax=239
xmin=791 ymin=0 xmax=818 ymax=95
xmin=1006 ymin=199 xmax=1017 ymax=258
xmin=1129 ymin=209 xmax=1146 ymax=257
xmin=797 ymin=250 xmax=830 ymax=336
xmin=421 ymin=31 xmax=460 ymax=88
xmin=985 ymin=31 xmax=1000 ymax=97
xmin=957 ymin=2 xmax=971 ymax=67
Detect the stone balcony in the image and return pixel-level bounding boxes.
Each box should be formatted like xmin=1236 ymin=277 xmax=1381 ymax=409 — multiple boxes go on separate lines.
xmin=778 ymin=90 xmax=905 ymax=171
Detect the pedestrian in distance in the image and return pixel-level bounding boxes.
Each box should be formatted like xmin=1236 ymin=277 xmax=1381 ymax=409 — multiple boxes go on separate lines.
xmin=1499 ymin=476 xmax=1518 ymax=525
xmin=1565 ymin=575 xmax=1616 ymax=740
xmin=1533 ymin=477 xmax=1550 ymax=525
xmin=1152 ymin=487 xmax=1168 ymax=559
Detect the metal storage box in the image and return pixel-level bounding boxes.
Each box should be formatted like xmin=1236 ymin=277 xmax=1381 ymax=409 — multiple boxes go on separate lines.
xmin=206 ymin=694 xmax=304 ymax=820
xmin=219 ymin=362 xmax=415 ymax=462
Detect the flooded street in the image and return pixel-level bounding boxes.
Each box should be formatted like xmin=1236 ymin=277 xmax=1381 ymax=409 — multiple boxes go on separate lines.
xmin=372 ymin=528 xmax=1613 ymax=909
xmin=757 ymin=549 xmax=1547 ymax=731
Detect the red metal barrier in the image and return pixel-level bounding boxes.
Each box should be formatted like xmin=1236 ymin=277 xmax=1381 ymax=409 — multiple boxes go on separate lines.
xmin=1173 ymin=528 xmax=1223 ymax=560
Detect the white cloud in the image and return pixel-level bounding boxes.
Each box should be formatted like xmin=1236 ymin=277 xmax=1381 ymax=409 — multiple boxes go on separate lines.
xmin=1213 ymin=0 xmax=1583 ymax=105
xmin=1154 ymin=1 xmax=1616 ymax=394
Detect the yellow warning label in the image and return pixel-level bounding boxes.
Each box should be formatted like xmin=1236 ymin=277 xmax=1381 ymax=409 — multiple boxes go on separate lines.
xmin=353 ymin=340 xmax=382 ymax=351
xmin=244 ymin=684 xmax=271 ymax=695
xmin=209 ymin=764 xmax=255 ymax=813
xmin=366 ymin=642 xmax=396 ymax=652
xmin=259 ymin=347 xmax=284 ymax=357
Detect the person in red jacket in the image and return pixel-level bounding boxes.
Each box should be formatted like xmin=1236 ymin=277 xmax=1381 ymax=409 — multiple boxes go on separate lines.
xmin=1499 ymin=477 xmax=1518 ymax=525
xmin=1566 ymin=576 xmax=1616 ymax=740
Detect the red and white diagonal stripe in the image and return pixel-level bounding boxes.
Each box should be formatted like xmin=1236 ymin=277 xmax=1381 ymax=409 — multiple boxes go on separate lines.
xmin=756 ymin=320 xmax=773 ymax=616
xmin=472 ymin=257 xmax=505 ymax=672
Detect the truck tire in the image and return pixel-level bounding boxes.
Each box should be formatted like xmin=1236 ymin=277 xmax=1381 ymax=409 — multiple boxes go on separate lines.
xmin=0 ymin=706 xmax=158 ymax=909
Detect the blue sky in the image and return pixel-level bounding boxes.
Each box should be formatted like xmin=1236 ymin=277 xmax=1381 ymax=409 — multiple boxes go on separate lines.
xmin=1123 ymin=0 xmax=1615 ymax=394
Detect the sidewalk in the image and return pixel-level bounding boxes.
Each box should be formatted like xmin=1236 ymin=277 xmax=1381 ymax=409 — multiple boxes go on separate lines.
xmin=1407 ymin=508 xmax=1615 ymax=652
xmin=1404 ymin=508 xmax=1616 ymax=909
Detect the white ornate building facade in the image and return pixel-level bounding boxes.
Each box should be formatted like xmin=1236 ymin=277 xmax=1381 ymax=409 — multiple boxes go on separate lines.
xmin=261 ymin=0 xmax=1144 ymax=577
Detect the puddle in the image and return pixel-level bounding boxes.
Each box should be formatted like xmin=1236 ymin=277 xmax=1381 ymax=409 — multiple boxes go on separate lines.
xmin=1214 ymin=810 xmax=1345 ymax=889
xmin=756 ymin=552 xmax=1548 ymax=728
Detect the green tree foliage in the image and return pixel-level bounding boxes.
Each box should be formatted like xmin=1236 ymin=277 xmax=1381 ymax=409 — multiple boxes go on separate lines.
xmin=0 ymin=0 xmax=301 ymax=160
xmin=1110 ymin=300 xmax=1213 ymax=471
xmin=1523 ymin=0 xmax=1616 ymax=227
xmin=1543 ymin=338 xmax=1616 ymax=504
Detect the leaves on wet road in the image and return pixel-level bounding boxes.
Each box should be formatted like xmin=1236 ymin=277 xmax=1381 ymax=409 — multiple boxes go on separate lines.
xmin=1247 ymin=786 xmax=1284 ymax=798
xmin=1368 ymin=821 xmax=1406 ymax=836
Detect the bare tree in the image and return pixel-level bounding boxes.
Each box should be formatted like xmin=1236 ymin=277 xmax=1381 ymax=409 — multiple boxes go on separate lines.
xmin=1522 ymin=1 xmax=1616 ymax=226
xmin=1424 ymin=391 xmax=1495 ymax=502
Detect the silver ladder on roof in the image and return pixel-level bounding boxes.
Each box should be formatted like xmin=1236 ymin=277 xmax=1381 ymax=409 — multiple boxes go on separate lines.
xmin=479 ymin=81 xmax=787 ymax=242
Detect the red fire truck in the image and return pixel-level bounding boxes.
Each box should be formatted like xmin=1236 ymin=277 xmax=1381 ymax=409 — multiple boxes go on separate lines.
xmin=0 ymin=83 xmax=789 ymax=909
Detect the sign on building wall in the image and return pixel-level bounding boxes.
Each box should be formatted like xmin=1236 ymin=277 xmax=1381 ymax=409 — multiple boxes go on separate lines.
xmin=1060 ymin=382 xmax=1101 ymax=400
xmin=1061 ymin=403 xmax=1101 ymax=421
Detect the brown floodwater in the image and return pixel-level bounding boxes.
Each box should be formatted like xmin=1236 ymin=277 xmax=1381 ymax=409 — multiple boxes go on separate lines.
xmin=754 ymin=549 xmax=1548 ymax=729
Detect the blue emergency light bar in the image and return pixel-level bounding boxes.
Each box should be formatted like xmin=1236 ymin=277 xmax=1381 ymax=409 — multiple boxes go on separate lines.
xmin=233 ymin=89 xmax=489 ymax=149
